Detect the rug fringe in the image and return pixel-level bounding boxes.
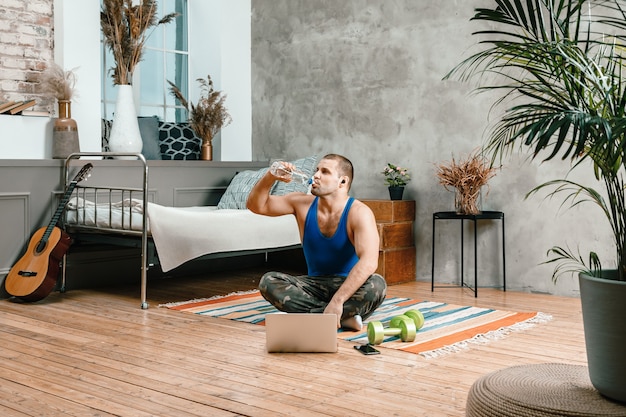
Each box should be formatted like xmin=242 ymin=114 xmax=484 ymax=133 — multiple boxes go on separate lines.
xmin=158 ymin=289 xmax=260 ymax=308
xmin=419 ymin=312 xmax=552 ymax=359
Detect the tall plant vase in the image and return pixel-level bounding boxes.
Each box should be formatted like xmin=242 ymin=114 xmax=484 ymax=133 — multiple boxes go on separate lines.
xmin=108 ymin=85 xmax=142 ymax=158
xmin=579 ymin=271 xmax=626 ymax=403
xmin=52 ymin=100 xmax=80 ymax=159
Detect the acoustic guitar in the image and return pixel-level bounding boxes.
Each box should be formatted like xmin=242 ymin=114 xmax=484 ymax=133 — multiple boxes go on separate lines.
xmin=5 ymin=163 xmax=93 ymax=302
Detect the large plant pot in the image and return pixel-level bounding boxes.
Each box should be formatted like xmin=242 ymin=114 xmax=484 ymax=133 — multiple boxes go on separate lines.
xmin=108 ymin=84 xmax=143 ymax=158
xmin=579 ymin=271 xmax=626 ymax=403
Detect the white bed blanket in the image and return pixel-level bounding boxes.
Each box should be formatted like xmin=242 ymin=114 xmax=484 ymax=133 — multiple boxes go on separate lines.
xmin=147 ymin=203 xmax=301 ymax=272
xmin=66 ymin=197 xmax=302 ymax=272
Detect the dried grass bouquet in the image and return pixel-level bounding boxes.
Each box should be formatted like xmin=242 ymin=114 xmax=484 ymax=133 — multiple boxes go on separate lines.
xmin=39 ymin=62 xmax=77 ymax=101
xmin=435 ymin=150 xmax=498 ymax=214
xmin=168 ymin=75 xmax=232 ymax=145
xmin=100 ymin=0 xmax=177 ymax=85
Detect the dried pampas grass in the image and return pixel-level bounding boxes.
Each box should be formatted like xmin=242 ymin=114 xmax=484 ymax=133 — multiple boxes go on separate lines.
xmin=435 ymin=150 xmax=498 ymax=214
xmin=168 ymin=75 xmax=232 ymax=144
xmin=39 ymin=63 xmax=77 ymax=101
xmin=101 ymin=0 xmax=177 ymax=85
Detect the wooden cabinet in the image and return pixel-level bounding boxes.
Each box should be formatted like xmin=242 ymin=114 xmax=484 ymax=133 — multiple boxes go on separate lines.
xmin=361 ymin=199 xmax=416 ymax=285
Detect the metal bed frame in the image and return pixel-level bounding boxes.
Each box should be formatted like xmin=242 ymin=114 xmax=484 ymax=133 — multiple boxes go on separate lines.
xmin=62 ymin=152 xmax=150 ymax=308
xmin=60 ymin=152 xmax=301 ymax=309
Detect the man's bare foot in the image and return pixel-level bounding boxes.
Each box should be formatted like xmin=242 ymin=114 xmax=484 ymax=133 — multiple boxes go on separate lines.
xmin=340 ymin=315 xmax=362 ymax=331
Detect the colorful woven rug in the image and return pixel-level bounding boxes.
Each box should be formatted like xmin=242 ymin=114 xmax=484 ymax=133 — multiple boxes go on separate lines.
xmin=163 ymin=291 xmax=549 ymax=357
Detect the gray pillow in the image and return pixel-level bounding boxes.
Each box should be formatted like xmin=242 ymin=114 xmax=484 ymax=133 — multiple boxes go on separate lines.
xmin=216 ymin=155 xmax=319 ymax=209
xmin=217 ymin=168 xmax=269 ymax=209
xmin=138 ymin=116 xmax=161 ymax=160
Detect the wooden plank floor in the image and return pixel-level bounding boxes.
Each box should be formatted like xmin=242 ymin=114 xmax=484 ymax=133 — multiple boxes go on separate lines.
xmin=0 ymin=267 xmax=587 ymax=417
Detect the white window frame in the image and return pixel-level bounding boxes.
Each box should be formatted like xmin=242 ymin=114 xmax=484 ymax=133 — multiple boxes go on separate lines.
xmin=101 ymin=0 xmax=190 ymax=123
xmin=54 ymin=0 xmax=251 ymax=160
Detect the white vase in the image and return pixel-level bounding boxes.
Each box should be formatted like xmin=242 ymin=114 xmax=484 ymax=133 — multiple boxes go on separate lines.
xmin=108 ymin=84 xmax=142 ymax=158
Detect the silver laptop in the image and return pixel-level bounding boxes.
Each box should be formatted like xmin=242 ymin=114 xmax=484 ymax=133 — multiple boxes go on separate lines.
xmin=265 ymin=313 xmax=338 ymax=353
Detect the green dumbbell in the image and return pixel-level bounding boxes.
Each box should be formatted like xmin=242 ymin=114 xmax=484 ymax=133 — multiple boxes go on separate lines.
xmin=367 ymin=315 xmax=417 ymax=345
xmin=402 ymin=309 xmax=425 ymax=331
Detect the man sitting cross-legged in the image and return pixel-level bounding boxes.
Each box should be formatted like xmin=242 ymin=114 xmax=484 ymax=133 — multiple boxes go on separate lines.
xmin=246 ymin=153 xmax=387 ymax=331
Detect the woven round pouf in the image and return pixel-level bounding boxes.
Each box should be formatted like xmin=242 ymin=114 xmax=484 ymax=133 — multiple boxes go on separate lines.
xmin=466 ymin=363 xmax=626 ymax=417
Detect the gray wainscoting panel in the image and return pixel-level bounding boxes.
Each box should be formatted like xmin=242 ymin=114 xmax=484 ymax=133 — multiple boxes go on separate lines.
xmin=173 ymin=186 xmax=227 ymax=207
xmin=0 ymin=193 xmax=30 ymax=274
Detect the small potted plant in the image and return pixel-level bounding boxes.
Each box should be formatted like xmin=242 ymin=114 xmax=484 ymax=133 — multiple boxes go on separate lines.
xmin=382 ymin=163 xmax=410 ymax=200
xmin=168 ymin=75 xmax=232 ymax=161
xmin=435 ymin=150 xmax=497 ymax=215
xmin=39 ymin=62 xmax=80 ymax=159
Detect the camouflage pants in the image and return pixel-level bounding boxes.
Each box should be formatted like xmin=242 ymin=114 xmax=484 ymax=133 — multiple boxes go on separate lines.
xmin=258 ymin=271 xmax=387 ymax=321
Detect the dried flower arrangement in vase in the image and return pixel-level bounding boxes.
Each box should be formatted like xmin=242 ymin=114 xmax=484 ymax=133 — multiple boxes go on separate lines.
xmin=39 ymin=62 xmax=80 ymax=159
xmin=435 ymin=150 xmax=498 ymax=214
xmin=100 ymin=0 xmax=177 ymax=157
xmin=168 ymin=75 xmax=232 ymax=160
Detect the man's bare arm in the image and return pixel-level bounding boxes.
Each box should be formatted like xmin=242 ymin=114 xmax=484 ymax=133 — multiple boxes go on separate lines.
xmin=247 ymin=170 xmax=307 ymax=217
xmin=246 ymin=173 xmax=283 ymax=215
xmin=323 ymin=202 xmax=381 ymax=323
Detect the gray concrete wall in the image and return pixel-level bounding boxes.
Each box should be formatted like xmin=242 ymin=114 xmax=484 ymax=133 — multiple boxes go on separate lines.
xmin=251 ymin=0 xmax=613 ymax=297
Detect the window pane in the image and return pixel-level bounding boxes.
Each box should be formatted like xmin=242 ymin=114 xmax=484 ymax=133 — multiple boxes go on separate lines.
xmin=165 ymin=106 xmax=187 ymax=123
xmin=164 ymin=0 xmax=188 ymax=51
xmin=101 ymin=0 xmax=189 ymax=123
xmin=165 ymin=52 xmax=188 ymax=106
xmin=146 ymin=0 xmax=163 ymax=49
xmin=102 ymin=44 xmax=117 ymax=118
xmin=140 ymin=49 xmax=164 ymax=105
xmin=141 ymin=106 xmax=165 ymax=119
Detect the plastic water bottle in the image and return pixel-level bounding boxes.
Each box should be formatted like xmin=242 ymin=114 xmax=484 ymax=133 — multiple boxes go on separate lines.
xmin=270 ymin=161 xmax=312 ymax=185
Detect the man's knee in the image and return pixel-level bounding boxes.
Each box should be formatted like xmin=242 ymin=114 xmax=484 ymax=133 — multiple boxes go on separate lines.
xmin=369 ymin=273 xmax=387 ymax=298
xmin=259 ymin=271 xmax=279 ymax=297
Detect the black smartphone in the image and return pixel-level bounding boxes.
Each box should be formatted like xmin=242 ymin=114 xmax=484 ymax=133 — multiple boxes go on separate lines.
xmin=354 ymin=344 xmax=380 ymax=355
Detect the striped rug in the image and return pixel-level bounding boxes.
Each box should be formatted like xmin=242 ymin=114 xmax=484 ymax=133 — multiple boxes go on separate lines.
xmin=163 ymin=291 xmax=549 ymax=357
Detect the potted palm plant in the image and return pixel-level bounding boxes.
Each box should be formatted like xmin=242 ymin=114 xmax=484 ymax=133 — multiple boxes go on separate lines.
xmin=446 ymin=0 xmax=626 ymax=402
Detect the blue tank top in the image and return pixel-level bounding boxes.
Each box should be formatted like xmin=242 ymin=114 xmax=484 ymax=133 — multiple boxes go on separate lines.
xmin=302 ymin=197 xmax=358 ymax=277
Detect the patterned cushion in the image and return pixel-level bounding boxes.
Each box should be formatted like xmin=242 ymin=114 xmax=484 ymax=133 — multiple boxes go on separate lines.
xmin=101 ymin=119 xmax=113 ymax=152
xmin=158 ymin=121 xmax=201 ymax=160
xmin=270 ymin=155 xmax=319 ymax=195
xmin=216 ymin=168 xmax=269 ymax=209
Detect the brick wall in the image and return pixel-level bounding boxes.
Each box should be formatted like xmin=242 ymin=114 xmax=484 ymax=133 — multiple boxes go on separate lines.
xmin=0 ymin=0 xmax=54 ymax=110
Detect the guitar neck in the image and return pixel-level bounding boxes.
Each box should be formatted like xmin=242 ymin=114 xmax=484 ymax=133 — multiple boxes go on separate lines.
xmin=31 ymin=162 xmax=92 ymax=252
xmin=40 ymin=182 xmax=79 ymax=243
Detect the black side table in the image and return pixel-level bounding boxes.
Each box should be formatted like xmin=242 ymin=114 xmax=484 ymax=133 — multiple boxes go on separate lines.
xmin=431 ymin=211 xmax=506 ymax=297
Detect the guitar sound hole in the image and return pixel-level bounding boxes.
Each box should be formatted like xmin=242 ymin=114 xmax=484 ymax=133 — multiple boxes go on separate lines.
xmin=36 ymin=240 xmax=47 ymax=253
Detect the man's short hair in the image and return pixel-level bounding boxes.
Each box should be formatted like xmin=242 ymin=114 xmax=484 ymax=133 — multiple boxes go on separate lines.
xmin=322 ymin=154 xmax=353 ymax=186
